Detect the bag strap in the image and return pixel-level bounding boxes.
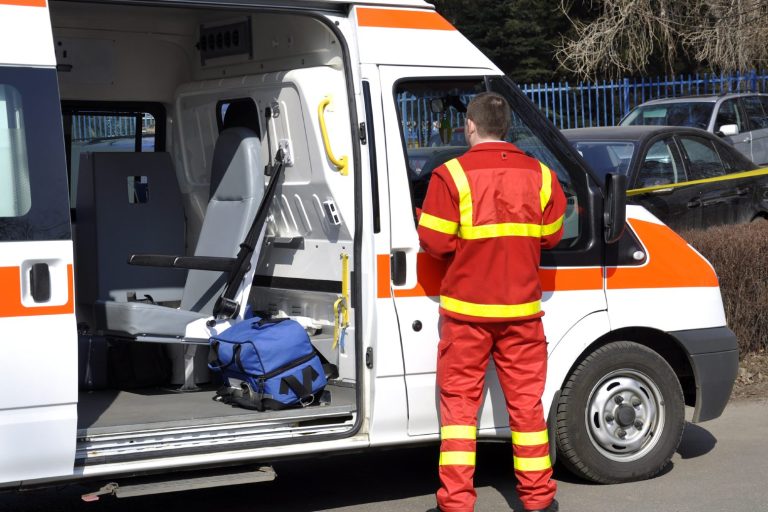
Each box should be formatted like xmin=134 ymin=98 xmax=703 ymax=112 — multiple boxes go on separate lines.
xmin=213 ymin=106 xmax=287 ymax=319
xmin=279 ymin=365 xmax=319 ymax=399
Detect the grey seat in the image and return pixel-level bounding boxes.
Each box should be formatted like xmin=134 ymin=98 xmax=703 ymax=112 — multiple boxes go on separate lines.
xmin=75 ymin=152 xmax=187 ymax=326
xmin=94 ymin=103 xmax=264 ymax=339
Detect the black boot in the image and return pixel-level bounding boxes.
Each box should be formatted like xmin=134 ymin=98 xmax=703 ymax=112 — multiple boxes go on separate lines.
xmin=525 ymin=499 xmax=559 ymax=512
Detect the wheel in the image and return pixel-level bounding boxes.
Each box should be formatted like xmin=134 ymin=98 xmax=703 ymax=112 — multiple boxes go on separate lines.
xmin=555 ymin=341 xmax=685 ymax=483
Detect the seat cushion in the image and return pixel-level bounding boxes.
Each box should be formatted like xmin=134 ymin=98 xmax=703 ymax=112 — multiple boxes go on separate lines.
xmin=94 ymin=301 xmax=207 ymax=337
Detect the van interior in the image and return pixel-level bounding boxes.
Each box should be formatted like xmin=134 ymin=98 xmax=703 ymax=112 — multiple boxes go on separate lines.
xmin=50 ymin=1 xmax=358 ymax=464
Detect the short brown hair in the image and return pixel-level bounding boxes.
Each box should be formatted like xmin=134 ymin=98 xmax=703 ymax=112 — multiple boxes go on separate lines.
xmin=466 ymin=92 xmax=511 ymax=139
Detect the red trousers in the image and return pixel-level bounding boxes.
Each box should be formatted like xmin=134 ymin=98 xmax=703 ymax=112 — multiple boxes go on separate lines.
xmin=436 ymin=316 xmax=557 ymax=512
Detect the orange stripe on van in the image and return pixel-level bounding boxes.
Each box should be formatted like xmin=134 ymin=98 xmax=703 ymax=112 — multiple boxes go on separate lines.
xmin=0 ymin=265 xmax=74 ymax=318
xmin=0 ymin=0 xmax=47 ymax=7
xmin=377 ymin=253 xmax=602 ymax=299
xmin=357 ymin=7 xmax=455 ymax=31
xmin=607 ymin=219 xmax=718 ymax=289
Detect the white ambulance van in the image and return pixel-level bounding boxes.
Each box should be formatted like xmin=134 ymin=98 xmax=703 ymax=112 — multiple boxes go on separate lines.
xmin=0 ymin=0 xmax=738 ymax=498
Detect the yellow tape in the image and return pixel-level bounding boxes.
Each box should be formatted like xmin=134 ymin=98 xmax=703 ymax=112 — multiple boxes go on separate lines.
xmin=440 ymin=295 xmax=541 ymax=319
xmin=540 ymin=162 xmax=552 ymax=212
xmin=513 ymin=455 xmax=552 ymax=472
xmin=444 ymin=159 xmax=473 ymax=227
xmin=419 ymin=212 xmax=459 ymax=235
xmin=439 ymin=451 xmax=476 ymax=466
xmin=441 ymin=425 xmax=477 ymax=440
xmin=627 ymin=167 xmax=768 ymax=197
xmin=512 ymin=430 xmax=549 ymax=446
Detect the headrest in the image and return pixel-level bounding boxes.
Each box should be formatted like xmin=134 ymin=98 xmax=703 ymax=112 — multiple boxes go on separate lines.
xmin=209 ymin=128 xmax=261 ymax=201
xmin=222 ymin=99 xmax=261 ymax=136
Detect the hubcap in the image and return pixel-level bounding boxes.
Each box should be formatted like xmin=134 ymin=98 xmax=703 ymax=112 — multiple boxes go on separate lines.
xmin=585 ymin=369 xmax=665 ymax=462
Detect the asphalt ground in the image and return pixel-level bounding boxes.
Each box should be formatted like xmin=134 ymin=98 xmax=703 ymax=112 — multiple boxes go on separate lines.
xmin=2 ymin=398 xmax=766 ymax=512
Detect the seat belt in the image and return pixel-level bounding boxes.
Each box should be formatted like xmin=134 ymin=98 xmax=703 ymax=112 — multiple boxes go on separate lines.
xmin=213 ymin=106 xmax=286 ymax=320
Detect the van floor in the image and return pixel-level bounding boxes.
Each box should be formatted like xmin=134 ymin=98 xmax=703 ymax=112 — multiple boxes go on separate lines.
xmin=77 ymin=383 xmax=355 ymax=436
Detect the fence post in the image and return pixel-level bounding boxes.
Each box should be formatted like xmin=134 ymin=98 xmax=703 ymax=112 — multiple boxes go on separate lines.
xmin=623 ymin=78 xmax=631 ymax=119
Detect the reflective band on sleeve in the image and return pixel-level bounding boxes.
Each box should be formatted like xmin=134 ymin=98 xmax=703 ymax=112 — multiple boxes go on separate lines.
xmin=541 ymin=215 xmax=564 ymax=237
xmin=439 ymin=451 xmax=476 ymax=466
xmin=444 ymin=159 xmax=473 ymax=227
xmin=512 ymin=430 xmax=549 ymax=446
xmin=440 ymin=296 xmax=541 ymax=318
xmin=419 ymin=212 xmax=459 ymax=235
xmin=441 ymin=425 xmax=477 ymax=440
xmin=460 ymin=222 xmax=543 ymax=240
xmin=513 ymin=455 xmax=552 ymax=472
xmin=540 ymin=163 xmax=552 ymax=213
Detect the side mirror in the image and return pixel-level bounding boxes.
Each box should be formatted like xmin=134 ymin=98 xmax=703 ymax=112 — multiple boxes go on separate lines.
xmin=430 ymin=98 xmax=446 ymax=114
xmin=717 ymin=124 xmax=739 ymax=137
xmin=604 ymin=173 xmax=627 ymax=244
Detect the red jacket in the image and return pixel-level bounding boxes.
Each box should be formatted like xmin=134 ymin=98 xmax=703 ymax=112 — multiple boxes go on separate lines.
xmin=417 ymin=141 xmax=566 ymax=322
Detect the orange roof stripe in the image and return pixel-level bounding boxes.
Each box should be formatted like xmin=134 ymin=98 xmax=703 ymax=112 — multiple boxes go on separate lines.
xmin=0 ymin=0 xmax=47 ymax=7
xmin=357 ymin=7 xmax=455 ymax=31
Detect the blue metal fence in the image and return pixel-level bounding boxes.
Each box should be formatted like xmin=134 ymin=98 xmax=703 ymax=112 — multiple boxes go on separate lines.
xmin=520 ymin=70 xmax=768 ymax=130
xmin=71 ymin=113 xmax=156 ymax=142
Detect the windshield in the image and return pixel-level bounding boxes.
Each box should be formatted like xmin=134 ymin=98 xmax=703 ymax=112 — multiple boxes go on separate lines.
xmin=569 ymin=141 xmax=635 ymax=179
xmin=621 ymin=102 xmax=714 ymax=130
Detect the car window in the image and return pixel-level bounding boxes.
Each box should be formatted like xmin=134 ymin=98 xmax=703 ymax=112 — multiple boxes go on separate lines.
xmin=715 ymin=99 xmax=748 ymax=134
xmin=571 ymin=141 xmax=635 ymax=179
xmin=741 ymin=96 xmax=768 ymax=130
xmin=0 ymin=83 xmax=31 ymax=217
xmin=621 ymin=102 xmax=713 ymax=130
xmin=635 ymin=138 xmax=685 ymax=188
xmin=678 ymin=136 xmax=726 ymax=180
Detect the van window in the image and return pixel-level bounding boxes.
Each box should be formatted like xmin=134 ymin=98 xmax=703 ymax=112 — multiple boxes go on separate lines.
xmin=62 ymin=102 xmax=165 ymax=207
xmin=0 ymin=84 xmax=31 ymax=217
xmin=0 ymin=67 xmax=70 ymax=241
xmin=395 ymin=78 xmax=585 ymax=248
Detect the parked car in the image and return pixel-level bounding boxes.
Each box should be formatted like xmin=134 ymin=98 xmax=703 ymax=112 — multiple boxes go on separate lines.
xmin=620 ymin=93 xmax=768 ymax=165
xmin=563 ymin=126 xmax=768 ymax=231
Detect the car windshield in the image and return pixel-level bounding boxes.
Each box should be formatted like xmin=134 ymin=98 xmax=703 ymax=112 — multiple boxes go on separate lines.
xmin=569 ymin=141 xmax=636 ymax=179
xmin=621 ymin=102 xmax=714 ymax=130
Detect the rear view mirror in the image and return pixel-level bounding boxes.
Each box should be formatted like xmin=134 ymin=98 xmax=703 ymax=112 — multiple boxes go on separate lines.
xmin=717 ymin=124 xmax=739 ymax=137
xmin=604 ymin=173 xmax=627 ymax=244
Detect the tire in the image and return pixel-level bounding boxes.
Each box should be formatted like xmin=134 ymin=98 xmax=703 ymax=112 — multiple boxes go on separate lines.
xmin=555 ymin=341 xmax=685 ymax=484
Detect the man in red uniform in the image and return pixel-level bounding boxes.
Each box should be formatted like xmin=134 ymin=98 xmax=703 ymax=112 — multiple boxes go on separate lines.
xmin=418 ymin=92 xmax=566 ymax=512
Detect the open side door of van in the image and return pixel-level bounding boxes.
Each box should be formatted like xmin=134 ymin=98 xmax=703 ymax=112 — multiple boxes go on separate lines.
xmin=0 ymin=0 xmax=77 ymax=484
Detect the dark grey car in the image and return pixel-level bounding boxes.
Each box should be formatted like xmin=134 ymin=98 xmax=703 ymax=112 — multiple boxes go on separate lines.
xmin=563 ymin=126 xmax=768 ymax=231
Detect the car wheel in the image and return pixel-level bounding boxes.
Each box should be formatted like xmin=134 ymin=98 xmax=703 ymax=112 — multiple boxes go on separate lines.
xmin=555 ymin=341 xmax=685 ymax=483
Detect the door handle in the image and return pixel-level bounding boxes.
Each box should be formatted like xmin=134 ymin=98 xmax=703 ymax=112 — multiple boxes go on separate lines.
xmin=391 ymin=251 xmax=407 ymax=286
xmin=687 ymin=199 xmax=702 ymax=208
xmin=29 ymin=263 xmax=51 ymax=303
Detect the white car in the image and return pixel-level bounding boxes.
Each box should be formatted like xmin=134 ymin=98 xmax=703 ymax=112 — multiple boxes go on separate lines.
xmin=620 ymin=93 xmax=768 ymax=165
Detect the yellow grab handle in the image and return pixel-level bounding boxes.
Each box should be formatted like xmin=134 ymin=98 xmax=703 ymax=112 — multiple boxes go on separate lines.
xmin=318 ymin=96 xmax=349 ymax=176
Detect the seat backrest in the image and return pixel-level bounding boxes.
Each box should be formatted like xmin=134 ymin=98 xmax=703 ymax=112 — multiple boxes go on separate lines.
xmin=179 ymin=103 xmax=264 ymax=314
xmin=75 ymin=152 xmax=187 ymax=307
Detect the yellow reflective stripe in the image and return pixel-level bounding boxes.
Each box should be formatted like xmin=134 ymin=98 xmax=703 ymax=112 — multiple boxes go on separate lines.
xmin=440 ymin=295 xmax=541 ymax=318
xmin=627 ymin=166 xmax=768 ymax=197
xmin=439 ymin=451 xmax=476 ymax=466
xmin=419 ymin=212 xmax=459 ymax=235
xmin=539 ymin=163 xmax=552 ymax=213
xmin=512 ymin=430 xmax=549 ymax=446
xmin=541 ymin=215 xmax=564 ymax=237
xmin=444 ymin=159 xmax=473 ymax=227
xmin=514 ymin=455 xmax=552 ymax=472
xmin=460 ymin=222 xmax=542 ymax=240
xmin=441 ymin=425 xmax=477 ymax=440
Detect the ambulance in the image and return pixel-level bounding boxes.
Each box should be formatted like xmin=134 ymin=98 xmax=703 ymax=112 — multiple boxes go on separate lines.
xmin=0 ymin=0 xmax=738 ymax=498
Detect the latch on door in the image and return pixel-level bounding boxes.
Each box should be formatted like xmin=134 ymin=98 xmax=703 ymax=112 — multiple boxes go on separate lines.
xmin=29 ymin=263 xmax=51 ymax=303
xmin=391 ymin=251 xmax=407 ymax=286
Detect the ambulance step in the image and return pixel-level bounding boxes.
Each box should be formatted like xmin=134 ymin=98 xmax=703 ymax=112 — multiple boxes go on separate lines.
xmin=81 ymin=464 xmax=275 ymax=501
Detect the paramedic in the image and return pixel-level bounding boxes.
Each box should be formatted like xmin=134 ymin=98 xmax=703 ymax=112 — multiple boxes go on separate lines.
xmin=417 ymin=92 xmax=566 ymax=512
